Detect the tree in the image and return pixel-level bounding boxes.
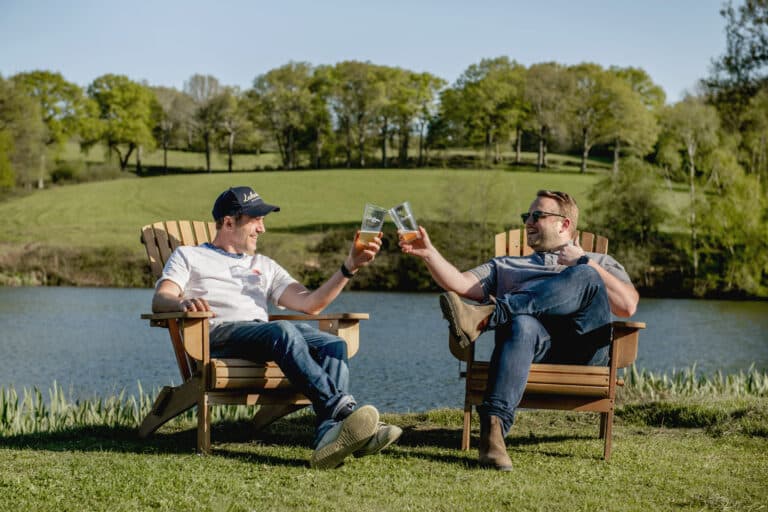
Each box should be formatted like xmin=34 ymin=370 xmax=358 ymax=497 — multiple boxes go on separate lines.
xmin=705 ymin=0 xmax=768 ymax=129
xmin=658 ymin=96 xmax=721 ymax=283
xmin=0 ymin=76 xmax=47 ymax=188
xmin=249 ymin=62 xmax=319 ymax=170
xmin=602 ymin=67 xmax=661 ymax=173
xmin=411 ymin=72 xmax=446 ymax=166
xmin=217 ymin=87 xmax=253 ymax=172
xmin=525 ymin=62 xmax=572 ymax=170
xmin=738 ymin=85 xmax=768 ymax=182
xmin=328 ymin=61 xmax=385 ymax=168
xmin=441 ymin=57 xmax=524 ymax=164
xmin=567 ymin=63 xmax=614 ymax=173
xmin=698 ymin=171 xmax=768 ymax=296
xmin=184 ymin=74 xmax=225 ymax=172
xmin=586 ymin=158 xmax=669 ymax=287
xmin=151 ymin=86 xmax=194 ymax=172
xmin=86 ymin=74 xmax=156 ymax=170
xmin=11 ymin=70 xmax=98 ymax=186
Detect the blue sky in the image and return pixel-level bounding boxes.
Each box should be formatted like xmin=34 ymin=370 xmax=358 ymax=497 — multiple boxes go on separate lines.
xmin=1 ymin=0 xmax=726 ymax=103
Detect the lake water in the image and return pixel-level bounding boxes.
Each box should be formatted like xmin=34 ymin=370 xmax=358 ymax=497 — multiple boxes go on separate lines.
xmin=0 ymin=287 xmax=766 ymax=413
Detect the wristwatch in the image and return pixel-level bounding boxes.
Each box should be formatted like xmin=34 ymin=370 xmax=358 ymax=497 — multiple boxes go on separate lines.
xmin=577 ymin=255 xmax=590 ymax=265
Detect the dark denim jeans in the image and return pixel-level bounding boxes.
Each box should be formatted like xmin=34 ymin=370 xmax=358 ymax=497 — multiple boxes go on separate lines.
xmin=478 ymin=265 xmax=612 ymax=436
xmin=210 ymin=320 xmax=353 ymax=447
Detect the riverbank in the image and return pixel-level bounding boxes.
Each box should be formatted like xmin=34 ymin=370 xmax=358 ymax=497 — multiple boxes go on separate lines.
xmin=0 ymin=229 xmax=755 ymax=299
xmin=1 ymin=380 xmax=766 ymax=511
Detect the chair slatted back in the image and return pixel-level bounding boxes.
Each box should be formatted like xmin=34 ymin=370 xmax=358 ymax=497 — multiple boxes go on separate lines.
xmin=494 ymin=229 xmax=608 ymax=257
xmin=142 ymin=221 xmax=218 ymax=280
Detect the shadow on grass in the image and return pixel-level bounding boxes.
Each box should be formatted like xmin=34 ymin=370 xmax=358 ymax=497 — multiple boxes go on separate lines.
xmin=1 ymin=411 xmax=610 ymax=465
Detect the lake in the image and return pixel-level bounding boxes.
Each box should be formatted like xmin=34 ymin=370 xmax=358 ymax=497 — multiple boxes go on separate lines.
xmin=0 ymin=287 xmax=766 ymax=413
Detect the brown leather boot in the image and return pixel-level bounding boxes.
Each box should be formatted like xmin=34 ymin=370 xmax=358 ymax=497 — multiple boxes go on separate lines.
xmin=439 ymin=292 xmax=494 ymax=348
xmin=479 ymin=415 xmax=513 ymax=471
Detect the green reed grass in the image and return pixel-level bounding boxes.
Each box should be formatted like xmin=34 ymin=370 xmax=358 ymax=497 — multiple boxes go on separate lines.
xmin=622 ymin=364 xmax=768 ymax=400
xmin=2 ymin=366 xmax=766 ymax=437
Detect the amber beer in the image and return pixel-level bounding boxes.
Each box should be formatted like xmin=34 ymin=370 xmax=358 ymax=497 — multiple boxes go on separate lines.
xmin=355 ymin=230 xmax=379 ymax=249
xmin=399 ymin=230 xmax=420 ymax=242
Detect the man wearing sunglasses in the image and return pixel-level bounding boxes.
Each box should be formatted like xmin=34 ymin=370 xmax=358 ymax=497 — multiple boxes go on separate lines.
xmin=399 ymin=190 xmax=638 ymax=470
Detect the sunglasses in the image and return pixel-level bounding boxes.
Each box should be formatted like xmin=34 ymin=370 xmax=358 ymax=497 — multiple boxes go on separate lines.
xmin=521 ymin=210 xmax=567 ymax=223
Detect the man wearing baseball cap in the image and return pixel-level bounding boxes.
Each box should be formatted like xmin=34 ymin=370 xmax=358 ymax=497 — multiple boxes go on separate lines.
xmin=152 ymin=186 xmax=401 ymax=469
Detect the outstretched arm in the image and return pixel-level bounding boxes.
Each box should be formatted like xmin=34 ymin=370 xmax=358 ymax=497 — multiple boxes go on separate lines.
xmin=278 ymin=230 xmax=382 ymax=315
xmin=399 ymin=226 xmax=485 ymax=302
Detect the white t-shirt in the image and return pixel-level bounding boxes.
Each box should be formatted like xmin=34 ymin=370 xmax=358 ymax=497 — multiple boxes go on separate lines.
xmin=157 ymin=243 xmax=298 ymax=328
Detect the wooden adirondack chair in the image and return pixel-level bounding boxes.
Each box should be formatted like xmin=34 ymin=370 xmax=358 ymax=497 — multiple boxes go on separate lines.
xmin=454 ymin=229 xmax=645 ymax=460
xmin=139 ymin=220 xmax=368 ymax=453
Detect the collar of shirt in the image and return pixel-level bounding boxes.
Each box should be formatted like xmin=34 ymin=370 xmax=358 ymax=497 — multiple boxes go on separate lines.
xmin=202 ymin=242 xmax=247 ymax=259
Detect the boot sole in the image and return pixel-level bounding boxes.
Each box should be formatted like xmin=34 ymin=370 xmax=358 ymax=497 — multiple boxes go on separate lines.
xmin=310 ymin=405 xmax=379 ymax=469
xmin=439 ymin=293 xmax=472 ymax=349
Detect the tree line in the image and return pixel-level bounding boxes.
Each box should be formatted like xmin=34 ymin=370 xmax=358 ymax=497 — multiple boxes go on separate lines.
xmin=1 ymin=0 xmax=767 ymax=297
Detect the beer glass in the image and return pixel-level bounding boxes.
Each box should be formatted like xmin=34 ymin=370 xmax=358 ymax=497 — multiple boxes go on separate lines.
xmin=356 ymin=203 xmax=387 ymax=249
xmin=389 ymin=201 xmax=421 ymax=242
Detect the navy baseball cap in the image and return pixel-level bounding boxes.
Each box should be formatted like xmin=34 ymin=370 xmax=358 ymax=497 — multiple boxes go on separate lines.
xmin=212 ymin=186 xmax=280 ymax=220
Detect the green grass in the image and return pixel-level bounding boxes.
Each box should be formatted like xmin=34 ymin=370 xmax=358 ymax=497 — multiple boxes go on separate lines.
xmin=1 ymin=397 xmax=766 ymax=511
xmin=0 ymin=167 xmax=688 ymax=252
xmin=1 ymin=371 xmax=766 ymax=510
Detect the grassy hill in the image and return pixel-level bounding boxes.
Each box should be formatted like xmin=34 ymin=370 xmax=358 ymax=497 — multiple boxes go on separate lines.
xmin=0 ymin=169 xmax=613 ymax=251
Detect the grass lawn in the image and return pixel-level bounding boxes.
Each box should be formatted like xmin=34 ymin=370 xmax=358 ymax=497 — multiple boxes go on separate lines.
xmin=1 ymin=405 xmax=766 ymax=511
xmin=0 ymin=168 xmax=687 ymax=253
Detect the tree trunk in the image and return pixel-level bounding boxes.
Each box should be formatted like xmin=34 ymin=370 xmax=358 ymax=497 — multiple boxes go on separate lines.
xmin=612 ymin=139 xmax=621 ymax=174
xmin=37 ymin=153 xmax=45 ymax=189
xmin=381 ymin=120 xmax=388 ymax=168
xmin=543 ymin=139 xmax=549 ymax=168
xmin=204 ymin=134 xmax=211 ymax=173
xmin=136 ymin=145 xmax=142 ymax=174
xmin=163 ymin=139 xmax=168 ymax=174
xmin=537 ymin=126 xmax=545 ymax=171
xmin=418 ymin=123 xmax=425 ymax=167
xmin=515 ymin=127 xmax=522 ymax=164
xmin=580 ymin=129 xmax=589 ymax=174
xmin=228 ymin=132 xmax=235 ymax=172
xmin=687 ymin=145 xmax=698 ymax=284
xmin=399 ymin=129 xmax=409 ymax=166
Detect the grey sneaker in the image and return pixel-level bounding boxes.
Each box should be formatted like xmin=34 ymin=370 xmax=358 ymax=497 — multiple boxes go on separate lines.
xmin=354 ymin=422 xmax=403 ymax=457
xmin=310 ymin=405 xmax=379 ymax=469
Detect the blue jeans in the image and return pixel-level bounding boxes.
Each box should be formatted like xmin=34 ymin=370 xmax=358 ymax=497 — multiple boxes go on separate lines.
xmin=210 ymin=320 xmax=353 ymax=447
xmin=478 ymin=265 xmax=612 ymax=436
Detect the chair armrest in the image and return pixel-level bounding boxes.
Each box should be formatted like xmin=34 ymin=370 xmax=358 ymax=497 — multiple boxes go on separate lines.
xmin=268 ymin=313 xmax=369 ymax=321
xmin=269 ymin=313 xmax=369 ymax=358
xmin=141 ymin=311 xmax=214 ymax=328
xmin=611 ymin=320 xmax=646 ymax=369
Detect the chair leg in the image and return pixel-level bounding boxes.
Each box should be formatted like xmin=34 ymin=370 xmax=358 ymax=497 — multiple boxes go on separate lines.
xmin=599 ymin=412 xmax=608 ymax=439
xmin=602 ymin=410 xmax=614 ymax=461
xmin=138 ymin=378 xmax=200 ymax=439
xmin=462 ymin=404 xmax=472 ymax=451
xmin=252 ymin=404 xmax=307 ymax=431
xmin=197 ymin=393 xmax=211 ymax=454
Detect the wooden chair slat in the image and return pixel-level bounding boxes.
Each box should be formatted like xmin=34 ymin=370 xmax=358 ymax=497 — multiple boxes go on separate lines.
xmin=192 ymin=221 xmax=211 ymax=245
xmin=152 ymin=221 xmax=174 ymax=270
xmin=595 ymin=236 xmax=608 ymax=254
xmin=494 ymin=232 xmax=507 ymax=258
xmin=179 ymin=220 xmax=197 ymax=246
xmin=141 ymin=225 xmax=164 ymax=280
xmin=580 ymin=232 xmax=595 ymax=252
xmin=164 ymin=221 xmax=182 ymax=251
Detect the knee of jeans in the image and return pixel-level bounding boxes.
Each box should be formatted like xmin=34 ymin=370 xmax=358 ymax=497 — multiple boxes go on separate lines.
xmin=511 ymin=315 xmax=542 ymax=340
xmin=268 ymin=320 xmax=302 ymax=348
